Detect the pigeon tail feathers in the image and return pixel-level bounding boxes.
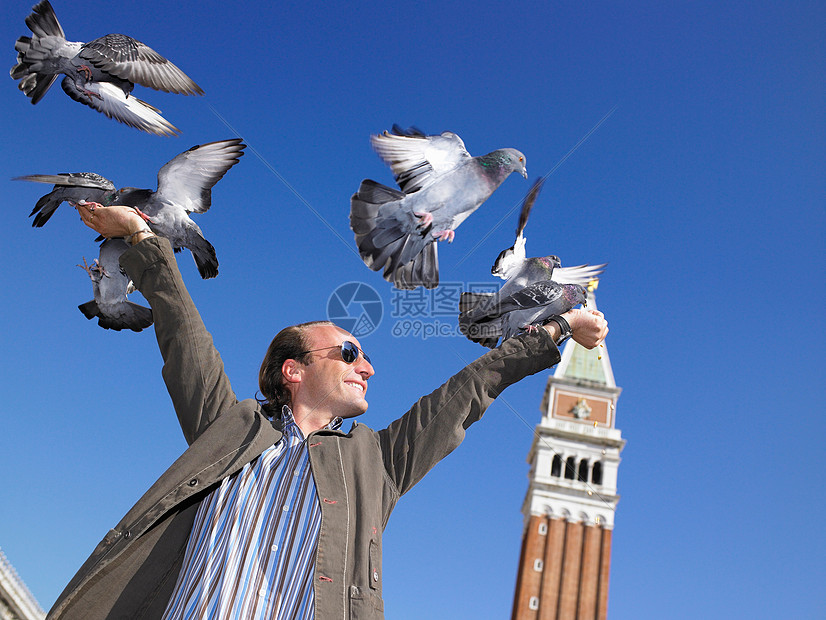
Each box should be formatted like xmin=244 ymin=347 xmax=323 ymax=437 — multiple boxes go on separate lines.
xmin=25 ymin=1 xmax=65 ymax=39
xmin=78 ymin=299 xmax=153 ymax=332
xmin=189 ymin=234 xmax=219 ymax=279
xmin=351 ymin=179 xmax=439 ymax=288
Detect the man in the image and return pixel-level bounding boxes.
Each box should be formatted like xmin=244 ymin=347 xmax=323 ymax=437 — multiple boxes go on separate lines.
xmin=50 ymin=203 xmax=608 ymax=619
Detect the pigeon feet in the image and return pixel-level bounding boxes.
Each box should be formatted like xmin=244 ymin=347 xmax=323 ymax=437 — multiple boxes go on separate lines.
xmin=77 ymin=65 xmax=93 ymax=82
xmin=523 ymin=324 xmax=540 ymax=334
xmin=131 ymin=206 xmax=154 ymax=224
xmin=433 ymin=229 xmax=455 ymax=243
xmin=77 ymin=257 xmax=93 ymax=278
xmin=77 ymin=257 xmax=107 ymax=279
xmin=414 ymin=211 xmax=433 ymax=229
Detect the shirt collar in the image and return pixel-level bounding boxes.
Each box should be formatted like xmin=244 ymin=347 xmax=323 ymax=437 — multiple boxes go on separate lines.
xmin=281 ymin=405 xmax=343 ymax=435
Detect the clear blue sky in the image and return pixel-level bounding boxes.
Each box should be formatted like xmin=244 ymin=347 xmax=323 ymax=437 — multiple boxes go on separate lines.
xmin=1 ymin=1 xmax=823 ymax=618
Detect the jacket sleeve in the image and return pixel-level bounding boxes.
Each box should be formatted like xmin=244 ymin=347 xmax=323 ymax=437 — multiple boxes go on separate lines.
xmin=377 ymin=330 xmax=560 ymax=497
xmin=120 ymin=236 xmax=237 ymax=445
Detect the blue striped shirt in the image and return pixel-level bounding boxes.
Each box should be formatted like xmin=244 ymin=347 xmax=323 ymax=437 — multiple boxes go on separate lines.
xmin=162 ymin=407 xmax=341 ymax=620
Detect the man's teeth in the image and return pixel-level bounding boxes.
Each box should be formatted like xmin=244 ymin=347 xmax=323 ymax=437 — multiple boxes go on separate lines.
xmin=345 ymin=382 xmax=364 ymax=393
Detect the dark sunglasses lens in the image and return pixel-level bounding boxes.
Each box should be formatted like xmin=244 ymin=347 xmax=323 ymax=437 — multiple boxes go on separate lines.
xmin=341 ymin=341 xmax=370 ymax=365
xmin=340 ymin=342 xmax=357 ymax=363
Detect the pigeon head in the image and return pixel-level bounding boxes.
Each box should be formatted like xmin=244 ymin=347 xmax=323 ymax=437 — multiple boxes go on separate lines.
xmin=540 ymin=255 xmax=562 ymax=270
xmin=500 ymin=148 xmax=528 ymax=178
xmin=477 ymin=148 xmax=528 ymax=181
xmin=565 ymin=284 xmax=588 ymax=307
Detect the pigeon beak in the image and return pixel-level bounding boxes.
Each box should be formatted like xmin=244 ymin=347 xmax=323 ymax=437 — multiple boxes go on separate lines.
xmin=521 ymin=168 xmax=528 ymax=179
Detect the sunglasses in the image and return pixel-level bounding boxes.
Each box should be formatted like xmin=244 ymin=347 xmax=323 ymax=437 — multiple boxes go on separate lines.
xmin=298 ymin=341 xmax=371 ymax=365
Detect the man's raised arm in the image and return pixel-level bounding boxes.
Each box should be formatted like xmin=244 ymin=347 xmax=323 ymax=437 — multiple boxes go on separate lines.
xmin=77 ymin=202 xmax=237 ymax=444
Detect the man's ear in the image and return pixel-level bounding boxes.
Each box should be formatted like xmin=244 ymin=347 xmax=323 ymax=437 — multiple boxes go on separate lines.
xmin=282 ymin=359 xmax=302 ymax=385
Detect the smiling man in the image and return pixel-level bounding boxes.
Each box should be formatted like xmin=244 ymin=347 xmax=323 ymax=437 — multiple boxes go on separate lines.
xmin=50 ymin=203 xmax=608 ymax=620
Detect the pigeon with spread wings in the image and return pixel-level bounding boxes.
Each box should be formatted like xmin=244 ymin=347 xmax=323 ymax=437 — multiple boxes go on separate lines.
xmin=459 ymin=178 xmax=603 ymax=348
xmin=18 ymin=139 xmax=246 ymax=279
xmin=350 ymin=125 xmax=527 ymax=290
xmin=10 ymin=0 xmax=203 ymax=136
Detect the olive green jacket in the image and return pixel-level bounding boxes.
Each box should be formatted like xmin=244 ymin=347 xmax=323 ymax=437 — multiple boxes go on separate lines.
xmin=49 ymin=236 xmax=561 ymax=619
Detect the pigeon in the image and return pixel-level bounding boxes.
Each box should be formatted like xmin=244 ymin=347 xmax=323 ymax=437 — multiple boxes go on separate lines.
xmin=459 ymin=281 xmax=587 ymax=348
xmin=78 ymin=238 xmax=153 ymax=332
xmin=490 ymin=178 xmax=606 ymax=287
xmin=458 ymin=178 xmax=602 ymax=348
xmin=18 ymin=138 xmax=246 ymax=279
xmin=350 ymin=125 xmax=528 ymax=290
xmin=16 ymin=172 xmax=117 ymax=227
xmin=10 ymin=0 xmax=203 ymax=136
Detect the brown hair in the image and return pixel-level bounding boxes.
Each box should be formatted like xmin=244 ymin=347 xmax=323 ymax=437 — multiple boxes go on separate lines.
xmin=257 ymin=320 xmax=335 ymax=418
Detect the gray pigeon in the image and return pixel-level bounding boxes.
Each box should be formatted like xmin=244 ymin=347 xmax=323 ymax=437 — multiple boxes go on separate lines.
xmin=459 ymin=281 xmax=587 ymax=348
xmin=78 ymin=238 xmax=153 ymax=332
xmin=458 ymin=178 xmax=601 ymax=348
xmin=18 ymin=138 xmax=246 ymax=279
xmin=16 ymin=172 xmax=116 ymax=227
xmin=10 ymin=0 xmax=203 ymax=136
xmin=350 ymin=125 xmax=528 ymax=290
xmin=108 ymin=139 xmax=245 ymax=278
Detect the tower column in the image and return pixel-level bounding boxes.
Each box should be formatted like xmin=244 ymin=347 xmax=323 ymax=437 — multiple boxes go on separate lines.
xmin=596 ymin=529 xmax=613 ymax=619
xmin=577 ymin=523 xmax=601 ymax=619
xmin=537 ymin=517 xmax=566 ymax=620
xmin=557 ymin=521 xmax=583 ymax=619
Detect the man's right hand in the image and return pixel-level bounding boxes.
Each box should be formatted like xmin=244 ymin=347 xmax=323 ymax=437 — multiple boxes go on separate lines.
xmin=562 ymin=308 xmax=609 ymax=349
xmin=74 ymin=201 xmax=153 ymax=244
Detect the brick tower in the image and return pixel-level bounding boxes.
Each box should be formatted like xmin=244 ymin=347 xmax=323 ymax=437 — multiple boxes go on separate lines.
xmin=511 ymin=292 xmax=625 ymax=620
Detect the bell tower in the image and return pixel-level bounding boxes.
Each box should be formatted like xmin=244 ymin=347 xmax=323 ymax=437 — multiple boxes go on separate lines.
xmin=511 ymin=292 xmax=625 ymax=620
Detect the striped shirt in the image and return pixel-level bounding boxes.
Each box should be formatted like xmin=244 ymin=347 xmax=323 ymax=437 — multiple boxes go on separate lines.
xmin=162 ymin=407 xmax=342 ymax=620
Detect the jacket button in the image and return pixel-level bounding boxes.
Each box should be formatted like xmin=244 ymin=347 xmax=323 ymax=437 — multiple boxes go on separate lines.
xmin=123 ymin=531 xmax=132 ymax=540
xmin=373 ymin=570 xmax=379 ymax=582
xmin=188 ymin=478 xmax=198 ymax=487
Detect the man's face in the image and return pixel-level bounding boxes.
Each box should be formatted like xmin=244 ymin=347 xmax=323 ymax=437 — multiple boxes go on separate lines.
xmin=297 ymin=325 xmax=374 ymax=419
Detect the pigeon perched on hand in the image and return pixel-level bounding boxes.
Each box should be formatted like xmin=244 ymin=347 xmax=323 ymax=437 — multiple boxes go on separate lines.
xmin=78 ymin=238 xmax=153 ymax=332
xmin=350 ymin=125 xmax=528 ymax=290
xmin=458 ymin=178 xmax=602 ymax=348
xmin=10 ymin=0 xmax=203 ymax=136
xmin=17 ymin=138 xmax=246 ymax=279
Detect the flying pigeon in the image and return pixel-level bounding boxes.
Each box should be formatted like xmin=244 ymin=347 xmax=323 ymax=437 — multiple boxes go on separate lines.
xmin=350 ymin=125 xmax=528 ymax=290
xmin=17 ymin=138 xmax=246 ymax=279
xmin=10 ymin=0 xmax=203 ymax=136
xmin=458 ymin=178 xmax=602 ymax=348
xmin=78 ymin=238 xmax=153 ymax=332
xmin=490 ymin=178 xmax=606 ymax=287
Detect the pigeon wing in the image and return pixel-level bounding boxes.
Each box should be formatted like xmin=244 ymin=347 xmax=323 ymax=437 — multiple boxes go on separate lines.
xmin=476 ymin=281 xmax=568 ymax=320
xmin=552 ymin=263 xmax=606 ymax=285
xmin=154 ymin=139 xmax=246 ymax=213
xmin=17 ymin=172 xmax=115 ymax=227
xmin=492 ymin=177 xmax=545 ymax=279
xmin=60 ymin=78 xmax=180 ymax=136
xmin=370 ymin=127 xmax=471 ymax=194
xmin=15 ymin=172 xmax=115 ymax=190
xmin=78 ymin=34 xmax=203 ymax=95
